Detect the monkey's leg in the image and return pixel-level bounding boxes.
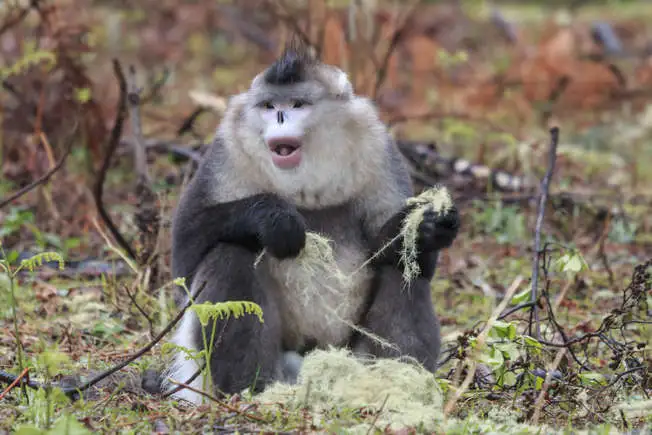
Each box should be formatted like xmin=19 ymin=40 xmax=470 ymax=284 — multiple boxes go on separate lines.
xmin=351 ymin=263 xmax=442 ymax=372
xmin=170 ymin=244 xmax=285 ymax=402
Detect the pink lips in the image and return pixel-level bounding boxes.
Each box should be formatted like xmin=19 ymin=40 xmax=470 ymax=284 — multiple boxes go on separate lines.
xmin=267 ymin=137 xmax=303 ymax=170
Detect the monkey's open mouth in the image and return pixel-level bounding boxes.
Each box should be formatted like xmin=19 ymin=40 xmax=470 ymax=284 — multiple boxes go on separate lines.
xmin=267 ymin=137 xmax=303 ymax=170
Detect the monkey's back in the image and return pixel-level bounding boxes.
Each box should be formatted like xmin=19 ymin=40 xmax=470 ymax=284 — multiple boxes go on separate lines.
xmin=258 ymin=202 xmax=374 ymax=351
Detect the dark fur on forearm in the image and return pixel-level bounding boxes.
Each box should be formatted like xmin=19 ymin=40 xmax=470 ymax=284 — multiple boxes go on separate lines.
xmin=368 ymin=203 xmax=459 ymax=280
xmin=172 ymin=193 xmax=307 ymax=284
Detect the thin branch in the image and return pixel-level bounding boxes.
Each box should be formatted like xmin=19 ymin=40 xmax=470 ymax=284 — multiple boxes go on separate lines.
xmin=92 ymin=59 xmax=136 ymax=261
xmin=0 ymin=1 xmax=34 ymax=37
xmin=0 ymin=121 xmax=79 ymax=209
xmin=166 ymin=378 xmax=268 ymax=423
xmin=124 ymin=63 xmax=162 ymax=271
xmin=0 ymin=367 xmax=29 ymax=400
xmin=0 ymin=282 xmax=206 ymax=400
xmin=124 ymin=285 xmax=155 ymax=339
xmin=531 ymin=347 xmax=567 ymax=424
xmin=372 ymin=0 xmax=423 ymax=99
xmin=529 ymin=127 xmax=560 ymax=339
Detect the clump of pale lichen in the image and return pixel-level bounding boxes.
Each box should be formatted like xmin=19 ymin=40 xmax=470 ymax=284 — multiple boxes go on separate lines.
xmin=253 ymin=347 xmax=444 ymax=434
xmin=399 ymin=185 xmax=454 ymax=284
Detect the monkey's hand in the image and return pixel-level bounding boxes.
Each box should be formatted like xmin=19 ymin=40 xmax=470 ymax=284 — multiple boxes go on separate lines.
xmin=257 ymin=197 xmax=307 ymax=259
xmin=371 ymin=203 xmax=460 ymax=268
xmin=413 ymin=204 xmax=460 ymax=253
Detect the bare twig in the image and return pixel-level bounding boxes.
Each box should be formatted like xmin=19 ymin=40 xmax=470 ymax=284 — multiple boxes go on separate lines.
xmin=366 ymin=394 xmax=390 ymax=435
xmin=0 ymin=121 xmax=78 ymax=209
xmin=124 ymin=285 xmax=155 ymax=339
xmin=529 ymin=127 xmax=560 ymax=340
xmin=124 ymin=63 xmax=161 ymax=270
xmin=166 ymin=378 xmax=268 ymax=423
xmin=373 ymin=0 xmax=423 ymax=99
xmin=0 ymin=1 xmax=34 ymax=37
xmin=443 ymin=275 xmax=524 ymax=416
xmin=531 ymin=348 xmax=566 ymax=424
xmin=0 ymin=282 xmax=206 ymax=400
xmin=0 ymin=367 xmax=29 ymax=401
xmin=92 ymin=59 xmax=137 ymax=261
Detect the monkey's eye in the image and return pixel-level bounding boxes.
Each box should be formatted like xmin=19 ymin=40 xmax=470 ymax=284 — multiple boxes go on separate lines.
xmin=291 ymin=99 xmax=311 ymax=109
xmin=259 ymin=101 xmax=275 ymax=110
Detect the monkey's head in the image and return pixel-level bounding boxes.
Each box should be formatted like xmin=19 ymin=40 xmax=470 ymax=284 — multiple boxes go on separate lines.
xmin=219 ymin=43 xmax=387 ymax=208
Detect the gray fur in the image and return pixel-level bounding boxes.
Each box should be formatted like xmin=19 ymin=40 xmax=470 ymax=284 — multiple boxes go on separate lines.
xmin=162 ymin=49 xmax=459 ymax=404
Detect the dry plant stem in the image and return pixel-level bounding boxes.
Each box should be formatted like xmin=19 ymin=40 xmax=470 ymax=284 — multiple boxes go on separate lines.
xmin=93 ymin=59 xmax=137 ymax=261
xmin=443 ymin=275 xmax=524 ymax=417
xmin=124 ymin=285 xmax=155 ymax=339
xmin=72 ymin=281 xmax=207 ymax=397
xmin=0 ymin=123 xmax=78 ymax=209
xmin=552 ymin=279 xmax=573 ymax=313
xmin=366 ymin=394 xmax=390 ymax=435
xmin=529 ymin=127 xmax=560 ymax=340
xmin=0 ymin=1 xmax=33 ymax=37
xmin=123 ymin=63 xmax=162 ymax=271
xmin=167 ymin=379 xmax=268 ymax=423
xmin=531 ymin=347 xmax=567 ymax=424
xmin=0 ymin=282 xmax=206 ymax=400
xmin=372 ymin=0 xmax=423 ymax=99
xmin=0 ymin=367 xmax=29 ymax=401
xmin=125 ymin=64 xmax=151 ymax=186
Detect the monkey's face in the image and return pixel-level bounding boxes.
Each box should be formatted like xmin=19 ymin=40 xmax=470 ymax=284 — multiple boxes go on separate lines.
xmin=222 ymin=61 xmax=387 ymax=208
xmin=255 ymin=96 xmax=314 ymax=171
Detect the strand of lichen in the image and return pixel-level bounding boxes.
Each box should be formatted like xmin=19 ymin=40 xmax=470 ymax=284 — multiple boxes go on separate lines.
xmin=398 ymin=185 xmax=453 ymax=285
xmin=253 ymin=185 xmax=454 ymax=342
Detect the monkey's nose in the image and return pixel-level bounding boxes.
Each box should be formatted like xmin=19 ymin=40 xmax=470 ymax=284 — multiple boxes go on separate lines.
xmin=277 ymin=111 xmax=286 ymax=124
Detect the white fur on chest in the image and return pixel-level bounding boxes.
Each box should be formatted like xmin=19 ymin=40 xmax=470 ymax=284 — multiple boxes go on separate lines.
xmin=261 ymin=241 xmax=372 ymax=347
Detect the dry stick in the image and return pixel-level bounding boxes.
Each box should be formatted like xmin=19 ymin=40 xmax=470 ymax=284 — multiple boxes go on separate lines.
xmin=71 ymin=281 xmax=206 ymax=398
xmin=372 ymin=0 xmax=423 ymax=99
xmin=0 ymin=282 xmax=206 ymax=399
xmin=123 ymin=62 xmax=161 ymax=270
xmin=124 ymin=285 xmax=155 ymax=339
xmin=0 ymin=1 xmax=33 ymax=37
xmin=92 ymin=59 xmax=137 ymax=261
xmin=529 ymin=127 xmax=560 ymax=340
xmin=0 ymin=121 xmax=79 ymax=209
xmin=443 ymin=275 xmax=524 ymax=417
xmin=167 ymin=379 xmax=268 ymax=423
xmin=0 ymin=367 xmax=29 ymax=401
xmin=531 ymin=347 xmax=567 ymax=425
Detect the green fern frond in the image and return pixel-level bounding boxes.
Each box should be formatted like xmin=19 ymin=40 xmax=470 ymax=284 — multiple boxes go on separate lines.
xmin=189 ymin=301 xmax=264 ymax=327
xmin=18 ymin=252 xmax=64 ymax=273
xmin=0 ymin=50 xmax=56 ymax=79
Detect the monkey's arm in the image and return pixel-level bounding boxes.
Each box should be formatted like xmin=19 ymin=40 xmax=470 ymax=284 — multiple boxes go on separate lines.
xmin=172 ymin=193 xmax=307 ymax=282
xmin=367 ymin=203 xmax=460 ymax=279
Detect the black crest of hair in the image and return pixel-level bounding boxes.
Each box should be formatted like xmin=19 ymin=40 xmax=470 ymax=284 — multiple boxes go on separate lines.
xmin=264 ymin=38 xmax=316 ymax=86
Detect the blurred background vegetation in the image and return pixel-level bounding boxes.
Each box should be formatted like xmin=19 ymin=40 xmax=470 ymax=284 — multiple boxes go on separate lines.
xmin=0 ymin=0 xmax=650 ymax=433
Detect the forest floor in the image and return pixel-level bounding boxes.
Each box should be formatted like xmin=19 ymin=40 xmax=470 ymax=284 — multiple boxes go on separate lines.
xmin=0 ymin=1 xmax=651 ymax=433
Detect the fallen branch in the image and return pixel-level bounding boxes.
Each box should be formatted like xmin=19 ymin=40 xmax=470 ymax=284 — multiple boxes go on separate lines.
xmin=0 ymin=367 xmax=29 ymax=401
xmin=443 ymin=275 xmax=524 ymax=416
xmin=0 ymin=281 xmax=206 ymax=400
xmin=373 ymin=0 xmax=423 ymax=99
xmin=0 ymin=121 xmax=78 ymax=209
xmin=92 ymin=59 xmax=136 ymax=261
xmin=529 ymin=127 xmax=560 ymax=339
xmin=166 ymin=378 xmax=268 ymax=423
xmin=123 ymin=63 xmax=161 ymax=271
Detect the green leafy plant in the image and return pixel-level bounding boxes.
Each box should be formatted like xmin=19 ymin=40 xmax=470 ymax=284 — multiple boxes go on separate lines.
xmin=161 ymin=277 xmax=265 ymax=401
xmin=472 ymin=200 xmax=528 ymax=245
xmin=0 ymin=242 xmax=65 ymax=425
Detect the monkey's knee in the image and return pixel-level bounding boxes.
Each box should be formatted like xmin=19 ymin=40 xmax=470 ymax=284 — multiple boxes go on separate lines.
xmin=353 ymin=266 xmax=442 ymax=371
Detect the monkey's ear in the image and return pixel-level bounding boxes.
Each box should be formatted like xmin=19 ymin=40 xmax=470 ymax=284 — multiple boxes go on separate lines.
xmin=321 ymin=68 xmax=353 ymax=99
xmin=218 ymin=93 xmax=249 ymax=135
